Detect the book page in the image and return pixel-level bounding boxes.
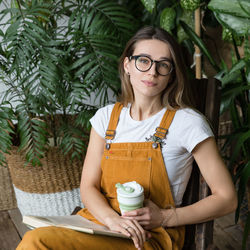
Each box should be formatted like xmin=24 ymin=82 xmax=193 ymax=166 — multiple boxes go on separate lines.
xmin=23 ymin=215 xmax=130 ymax=239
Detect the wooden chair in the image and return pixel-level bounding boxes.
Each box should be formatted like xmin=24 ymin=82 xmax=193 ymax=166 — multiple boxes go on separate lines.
xmin=182 ymin=78 xmax=221 ymax=250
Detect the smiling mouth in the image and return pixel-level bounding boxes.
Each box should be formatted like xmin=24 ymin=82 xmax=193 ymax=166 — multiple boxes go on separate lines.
xmin=142 ymin=80 xmax=157 ymax=87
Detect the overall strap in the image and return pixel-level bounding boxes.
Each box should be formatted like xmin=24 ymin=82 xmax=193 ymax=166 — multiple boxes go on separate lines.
xmin=105 ymin=102 xmax=124 ymax=140
xmin=154 ymin=109 xmax=176 ymax=139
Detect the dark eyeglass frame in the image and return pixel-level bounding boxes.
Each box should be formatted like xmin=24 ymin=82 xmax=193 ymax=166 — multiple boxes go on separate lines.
xmin=129 ymin=55 xmax=174 ymax=76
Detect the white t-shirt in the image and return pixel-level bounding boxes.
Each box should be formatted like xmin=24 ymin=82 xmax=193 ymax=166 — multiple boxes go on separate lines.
xmin=90 ymin=104 xmax=214 ymax=206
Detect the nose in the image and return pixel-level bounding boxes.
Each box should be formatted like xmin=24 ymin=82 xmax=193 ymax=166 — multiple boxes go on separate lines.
xmin=147 ymin=62 xmax=157 ymax=76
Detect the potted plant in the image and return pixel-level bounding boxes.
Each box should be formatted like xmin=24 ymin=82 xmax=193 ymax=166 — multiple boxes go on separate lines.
xmin=208 ymin=1 xmax=250 ymax=249
xmin=0 ymin=0 xmax=136 ymax=216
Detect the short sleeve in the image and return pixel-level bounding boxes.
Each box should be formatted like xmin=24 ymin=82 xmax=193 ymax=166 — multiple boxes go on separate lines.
xmin=89 ymin=104 xmax=115 ymax=138
xmin=178 ymin=109 xmax=214 ymax=153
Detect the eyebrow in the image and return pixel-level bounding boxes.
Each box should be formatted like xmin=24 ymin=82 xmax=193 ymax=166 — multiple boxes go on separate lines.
xmin=137 ymin=53 xmax=172 ymax=61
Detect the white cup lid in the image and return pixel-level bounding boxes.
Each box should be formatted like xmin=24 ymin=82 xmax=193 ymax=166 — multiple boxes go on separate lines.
xmin=116 ymin=181 xmax=144 ymax=197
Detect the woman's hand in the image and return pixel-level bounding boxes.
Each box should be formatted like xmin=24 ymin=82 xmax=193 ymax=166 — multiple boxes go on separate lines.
xmin=122 ymin=200 xmax=165 ymax=230
xmin=104 ymin=215 xmax=150 ymax=250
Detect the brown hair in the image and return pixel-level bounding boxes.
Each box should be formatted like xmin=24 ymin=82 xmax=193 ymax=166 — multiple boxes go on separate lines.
xmin=118 ymin=26 xmax=194 ymax=109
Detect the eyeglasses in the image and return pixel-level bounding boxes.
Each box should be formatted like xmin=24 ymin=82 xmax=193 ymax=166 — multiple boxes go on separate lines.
xmin=129 ymin=55 xmax=174 ymax=76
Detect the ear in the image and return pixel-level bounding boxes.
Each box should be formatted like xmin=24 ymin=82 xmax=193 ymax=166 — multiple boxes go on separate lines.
xmin=123 ymin=57 xmax=130 ymax=75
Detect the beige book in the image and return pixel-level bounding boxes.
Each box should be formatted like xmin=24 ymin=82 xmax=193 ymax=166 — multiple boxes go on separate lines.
xmin=23 ymin=215 xmax=130 ymax=239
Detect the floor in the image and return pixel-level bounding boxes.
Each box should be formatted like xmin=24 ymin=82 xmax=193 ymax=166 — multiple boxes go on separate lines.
xmin=0 ymin=207 xmax=249 ymax=250
xmin=213 ymin=212 xmax=249 ymax=250
xmin=0 ymin=209 xmax=29 ymax=250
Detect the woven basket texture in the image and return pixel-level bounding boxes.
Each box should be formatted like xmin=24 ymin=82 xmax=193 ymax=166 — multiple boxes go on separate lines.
xmin=6 ymin=147 xmax=84 ymax=194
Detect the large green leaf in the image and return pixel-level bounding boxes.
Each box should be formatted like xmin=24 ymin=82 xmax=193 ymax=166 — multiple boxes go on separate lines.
xmin=140 ymin=0 xmax=156 ymax=13
xmin=220 ymin=59 xmax=246 ymax=85
xmin=208 ymin=0 xmax=250 ymax=18
xmin=160 ymin=7 xmax=176 ymax=34
xmin=228 ymin=59 xmax=246 ymax=75
xmin=221 ymin=71 xmax=240 ymax=86
xmin=213 ymin=11 xmax=250 ymax=36
xmin=229 ymin=130 xmax=250 ymax=169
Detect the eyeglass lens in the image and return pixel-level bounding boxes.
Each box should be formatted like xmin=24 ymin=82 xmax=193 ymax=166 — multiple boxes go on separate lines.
xmin=135 ymin=56 xmax=172 ymax=76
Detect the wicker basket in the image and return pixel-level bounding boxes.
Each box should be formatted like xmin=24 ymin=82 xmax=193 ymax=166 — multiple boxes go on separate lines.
xmin=6 ymin=147 xmax=84 ymax=216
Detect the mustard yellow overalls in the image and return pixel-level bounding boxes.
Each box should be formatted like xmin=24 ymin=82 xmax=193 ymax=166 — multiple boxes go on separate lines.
xmin=17 ymin=102 xmax=185 ymax=250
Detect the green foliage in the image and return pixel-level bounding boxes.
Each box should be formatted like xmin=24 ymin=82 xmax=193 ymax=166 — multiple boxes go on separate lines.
xmin=208 ymin=0 xmax=250 ymax=18
xmin=179 ymin=20 xmax=220 ymax=71
xmin=140 ymin=0 xmax=156 ymax=13
xmin=139 ymin=1 xmax=249 ymax=248
xmin=177 ymin=9 xmax=194 ymax=43
xmin=208 ymin=0 xmax=250 ymax=36
xmin=207 ymin=2 xmax=250 ymax=248
xmin=180 ymin=0 xmax=200 ymax=11
xmin=0 ymin=104 xmax=15 ymax=167
xmin=0 ymin=0 xmax=137 ymax=166
xmin=160 ymin=7 xmax=176 ymax=34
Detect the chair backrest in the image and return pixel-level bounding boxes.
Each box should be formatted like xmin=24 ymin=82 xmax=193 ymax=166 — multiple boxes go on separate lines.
xmin=182 ymin=78 xmax=221 ymax=250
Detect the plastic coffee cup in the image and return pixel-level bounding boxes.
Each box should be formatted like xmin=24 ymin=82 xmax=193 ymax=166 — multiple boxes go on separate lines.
xmin=115 ymin=181 xmax=144 ymax=214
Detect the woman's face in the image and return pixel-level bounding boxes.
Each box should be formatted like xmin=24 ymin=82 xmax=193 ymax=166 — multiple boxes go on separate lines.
xmin=124 ymin=39 xmax=173 ymax=101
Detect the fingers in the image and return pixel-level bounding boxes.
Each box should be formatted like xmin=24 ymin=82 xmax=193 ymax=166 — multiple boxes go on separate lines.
xmin=122 ymin=207 xmax=149 ymax=222
xmin=123 ymin=200 xmax=164 ymax=230
xmin=133 ymin=219 xmax=147 ymax=244
xmin=122 ymin=220 xmax=146 ymax=249
xmin=122 ymin=208 xmax=151 ymax=226
xmin=117 ymin=224 xmax=131 ymax=238
xmin=105 ymin=216 xmax=147 ymax=249
xmin=123 ymin=207 xmax=147 ymax=217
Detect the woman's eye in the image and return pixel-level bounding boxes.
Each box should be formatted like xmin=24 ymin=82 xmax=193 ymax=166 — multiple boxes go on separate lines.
xmin=159 ymin=62 xmax=169 ymax=68
xmin=138 ymin=57 xmax=149 ymax=64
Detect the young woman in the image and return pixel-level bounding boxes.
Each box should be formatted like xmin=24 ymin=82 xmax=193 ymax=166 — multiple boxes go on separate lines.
xmin=17 ymin=26 xmax=237 ymax=250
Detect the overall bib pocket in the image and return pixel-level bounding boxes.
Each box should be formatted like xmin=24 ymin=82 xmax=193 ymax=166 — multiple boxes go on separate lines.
xmin=101 ymin=155 xmax=152 ymax=200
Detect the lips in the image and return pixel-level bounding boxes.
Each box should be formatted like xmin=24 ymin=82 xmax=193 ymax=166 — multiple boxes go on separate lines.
xmin=142 ymin=80 xmax=157 ymax=87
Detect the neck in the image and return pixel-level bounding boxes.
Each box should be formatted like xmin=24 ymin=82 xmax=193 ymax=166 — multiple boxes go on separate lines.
xmin=130 ymin=98 xmax=163 ymax=121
